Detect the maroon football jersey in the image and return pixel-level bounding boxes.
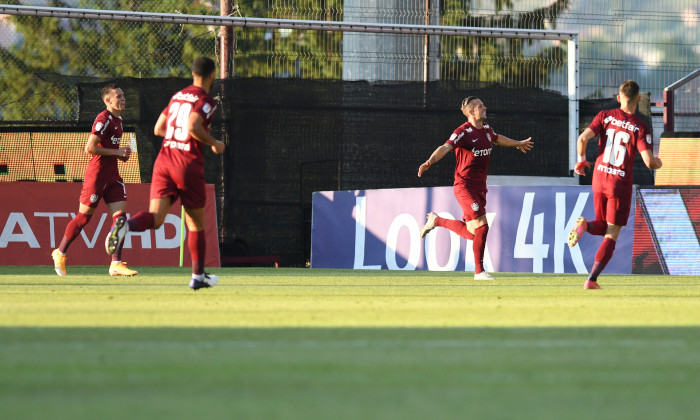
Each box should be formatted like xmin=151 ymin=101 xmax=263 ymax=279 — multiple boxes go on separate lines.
xmin=158 ymin=85 xmax=218 ymax=167
xmin=588 ymin=108 xmax=652 ymax=195
xmin=445 ymin=121 xmax=497 ymax=192
xmin=84 ymin=110 xmax=123 ymax=181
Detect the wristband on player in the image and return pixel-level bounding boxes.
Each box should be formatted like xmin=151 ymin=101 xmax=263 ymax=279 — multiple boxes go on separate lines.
xmin=577 ymin=155 xmax=586 ymax=163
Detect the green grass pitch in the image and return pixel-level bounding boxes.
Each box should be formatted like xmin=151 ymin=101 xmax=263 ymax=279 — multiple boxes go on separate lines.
xmin=1 ymin=266 xmax=700 ymax=420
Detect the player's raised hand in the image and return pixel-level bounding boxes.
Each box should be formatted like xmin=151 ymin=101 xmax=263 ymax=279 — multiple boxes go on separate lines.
xmin=574 ymin=160 xmax=591 ymax=175
xmin=517 ymin=137 xmax=534 ymax=153
xmin=211 ymin=140 xmax=225 ymax=155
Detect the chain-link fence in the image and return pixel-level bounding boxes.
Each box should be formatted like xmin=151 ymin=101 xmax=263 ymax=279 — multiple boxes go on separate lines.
xmin=1 ymin=1 xmax=696 ymax=122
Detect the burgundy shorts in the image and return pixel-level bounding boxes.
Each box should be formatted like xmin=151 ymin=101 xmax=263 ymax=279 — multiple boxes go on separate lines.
xmin=593 ymin=190 xmax=632 ymax=226
xmin=79 ymin=175 xmax=126 ymax=208
xmin=150 ymin=159 xmax=206 ymax=209
xmin=453 ymin=184 xmax=486 ymax=222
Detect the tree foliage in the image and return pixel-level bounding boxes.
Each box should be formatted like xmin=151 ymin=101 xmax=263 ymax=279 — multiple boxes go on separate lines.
xmin=0 ymin=0 xmax=570 ymax=120
xmin=441 ymin=0 xmax=571 ymax=86
xmin=0 ymin=0 xmax=219 ymax=120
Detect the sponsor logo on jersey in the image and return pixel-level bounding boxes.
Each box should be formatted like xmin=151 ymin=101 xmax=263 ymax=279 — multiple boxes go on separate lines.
xmin=473 ymin=147 xmax=492 ymax=157
xmin=603 ymin=115 xmax=641 ymax=132
xmin=596 ymin=163 xmax=626 ymax=177
xmin=451 ymin=132 xmax=465 ymax=144
xmin=90 ymin=194 xmax=99 ymax=203
xmin=110 ymin=135 xmax=121 ymax=145
xmin=173 ymin=92 xmax=199 ymax=103
xmin=471 ymin=202 xmax=480 ymax=212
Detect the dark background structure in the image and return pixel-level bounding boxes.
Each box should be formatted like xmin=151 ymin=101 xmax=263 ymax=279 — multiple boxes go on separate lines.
xmin=8 ymin=77 xmax=654 ymax=266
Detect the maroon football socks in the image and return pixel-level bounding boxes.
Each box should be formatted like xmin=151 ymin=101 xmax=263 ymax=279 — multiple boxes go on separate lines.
xmin=434 ymin=216 xmax=475 ymax=240
xmin=59 ymin=212 xmax=92 ymax=253
xmin=127 ymin=211 xmax=155 ymax=232
xmin=188 ymin=230 xmax=206 ymax=275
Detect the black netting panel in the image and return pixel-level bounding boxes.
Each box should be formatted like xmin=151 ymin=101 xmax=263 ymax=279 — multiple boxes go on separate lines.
xmin=9 ymin=76 xmax=640 ymax=267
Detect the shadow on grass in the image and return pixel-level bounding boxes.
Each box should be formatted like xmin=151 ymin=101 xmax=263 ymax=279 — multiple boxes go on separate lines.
xmin=2 ymin=327 xmax=700 ymax=420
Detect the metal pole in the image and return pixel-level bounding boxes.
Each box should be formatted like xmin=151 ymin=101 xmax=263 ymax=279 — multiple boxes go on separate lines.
xmin=0 ymin=4 xmax=578 ymax=40
xmin=567 ymin=37 xmax=579 ymax=172
xmin=220 ymin=0 xmax=234 ymax=79
xmin=663 ymin=89 xmax=674 ymax=133
xmin=423 ymin=0 xmax=429 ymax=83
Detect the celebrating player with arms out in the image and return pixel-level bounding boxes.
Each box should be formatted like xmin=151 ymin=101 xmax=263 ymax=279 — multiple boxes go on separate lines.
xmin=568 ymin=80 xmax=662 ymax=289
xmin=105 ymin=57 xmax=225 ymax=290
xmin=418 ymin=96 xmax=534 ymax=280
xmin=51 ymin=84 xmax=137 ymax=277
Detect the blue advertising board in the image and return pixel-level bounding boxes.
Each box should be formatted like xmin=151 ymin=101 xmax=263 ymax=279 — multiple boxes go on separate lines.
xmin=311 ymin=186 xmax=634 ymax=274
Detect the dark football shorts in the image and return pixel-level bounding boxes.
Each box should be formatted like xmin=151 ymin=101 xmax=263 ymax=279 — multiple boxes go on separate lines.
xmin=150 ymin=159 xmax=206 ymax=209
xmin=453 ymin=183 xmax=487 ymax=222
xmin=79 ymin=175 xmax=126 ymax=208
xmin=593 ymin=190 xmax=632 ymax=226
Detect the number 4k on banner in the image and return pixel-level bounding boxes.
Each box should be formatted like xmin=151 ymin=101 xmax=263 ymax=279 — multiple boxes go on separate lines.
xmin=515 ymin=191 xmax=590 ymax=274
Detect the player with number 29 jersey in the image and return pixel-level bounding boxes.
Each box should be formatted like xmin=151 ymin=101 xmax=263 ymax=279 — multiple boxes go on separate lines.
xmin=587 ymin=108 xmax=651 ymax=196
xmin=159 ymin=85 xmax=218 ymax=166
xmin=150 ymin=85 xmax=217 ymax=208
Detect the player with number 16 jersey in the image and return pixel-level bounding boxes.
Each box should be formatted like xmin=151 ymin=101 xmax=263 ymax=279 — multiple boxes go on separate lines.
xmin=588 ymin=107 xmax=651 ymax=197
xmin=569 ymin=80 xmax=662 ymax=289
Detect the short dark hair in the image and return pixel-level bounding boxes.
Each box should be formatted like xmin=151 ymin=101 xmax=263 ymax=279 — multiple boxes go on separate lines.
xmin=619 ymin=80 xmax=639 ymax=100
xmin=102 ymin=83 xmax=120 ymax=99
xmin=461 ymin=96 xmax=479 ymax=109
xmin=192 ymin=56 xmax=216 ymax=77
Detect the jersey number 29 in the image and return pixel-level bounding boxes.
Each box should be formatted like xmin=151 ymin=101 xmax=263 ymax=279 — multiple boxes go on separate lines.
xmin=165 ymin=102 xmax=193 ymax=141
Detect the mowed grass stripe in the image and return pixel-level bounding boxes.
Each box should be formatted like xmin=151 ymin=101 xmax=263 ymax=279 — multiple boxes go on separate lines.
xmin=2 ymin=267 xmax=700 ymax=419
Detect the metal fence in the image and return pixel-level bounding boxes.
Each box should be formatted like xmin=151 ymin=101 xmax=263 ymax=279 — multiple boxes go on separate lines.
xmin=1 ymin=0 xmax=697 ymax=124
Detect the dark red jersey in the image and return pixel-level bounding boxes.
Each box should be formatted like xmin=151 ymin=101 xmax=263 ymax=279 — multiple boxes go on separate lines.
xmin=588 ymin=108 xmax=652 ymax=195
xmin=84 ymin=110 xmax=123 ymax=182
xmin=158 ymin=85 xmax=218 ymax=167
xmin=445 ymin=121 xmax=497 ymax=192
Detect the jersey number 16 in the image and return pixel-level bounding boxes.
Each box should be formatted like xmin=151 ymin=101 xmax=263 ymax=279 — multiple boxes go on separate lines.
xmin=602 ymin=128 xmax=630 ymax=167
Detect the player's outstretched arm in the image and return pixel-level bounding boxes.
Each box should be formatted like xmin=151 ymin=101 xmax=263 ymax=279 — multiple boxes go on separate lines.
xmin=418 ymin=144 xmax=453 ymax=177
xmin=494 ymin=135 xmax=533 ymax=153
